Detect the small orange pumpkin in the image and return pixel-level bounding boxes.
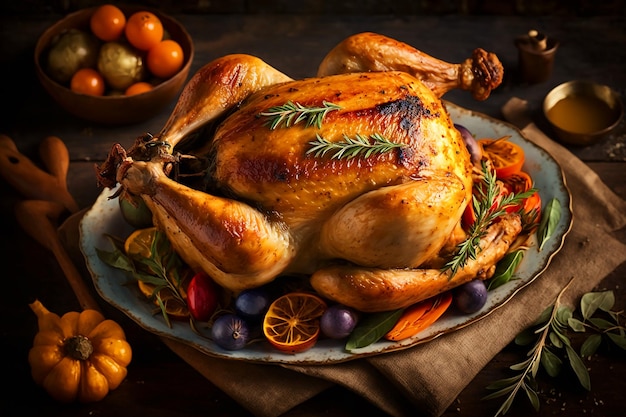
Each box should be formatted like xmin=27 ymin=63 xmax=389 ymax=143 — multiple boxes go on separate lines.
xmin=28 ymin=299 xmax=132 ymax=403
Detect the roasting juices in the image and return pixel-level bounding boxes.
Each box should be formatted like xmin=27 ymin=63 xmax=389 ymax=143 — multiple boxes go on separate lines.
xmin=546 ymin=95 xmax=617 ymax=134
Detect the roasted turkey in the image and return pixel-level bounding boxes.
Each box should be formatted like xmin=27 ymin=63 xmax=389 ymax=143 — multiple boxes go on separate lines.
xmin=96 ymin=32 xmax=519 ymax=312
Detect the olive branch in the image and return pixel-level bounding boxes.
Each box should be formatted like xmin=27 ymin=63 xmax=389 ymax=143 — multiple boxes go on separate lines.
xmin=484 ymin=282 xmax=625 ymax=416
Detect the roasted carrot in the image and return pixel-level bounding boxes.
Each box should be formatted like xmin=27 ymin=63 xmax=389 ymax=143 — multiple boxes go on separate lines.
xmin=384 ymin=292 xmax=452 ymax=341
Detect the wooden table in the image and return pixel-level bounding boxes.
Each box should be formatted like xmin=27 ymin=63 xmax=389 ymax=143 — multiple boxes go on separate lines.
xmin=1 ymin=11 xmax=624 ymax=417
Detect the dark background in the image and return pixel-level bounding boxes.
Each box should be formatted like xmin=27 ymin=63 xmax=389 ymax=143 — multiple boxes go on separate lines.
xmin=2 ymin=0 xmax=626 ymax=16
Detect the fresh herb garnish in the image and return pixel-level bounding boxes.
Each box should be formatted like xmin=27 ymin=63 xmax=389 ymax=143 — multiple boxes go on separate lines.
xmin=443 ymin=162 xmax=535 ymax=278
xmin=345 ymin=309 xmax=404 ymax=351
xmin=484 ymin=283 xmax=625 ymax=416
xmin=307 ymin=132 xmax=406 ymax=160
xmin=259 ymin=100 xmax=342 ymax=129
xmin=96 ymin=230 xmax=187 ymax=328
xmin=537 ymin=198 xmax=561 ymax=250
xmin=487 ymin=250 xmax=524 ymax=290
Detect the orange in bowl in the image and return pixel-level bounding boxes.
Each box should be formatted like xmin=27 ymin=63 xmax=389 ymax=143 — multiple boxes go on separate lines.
xmin=34 ymin=5 xmax=194 ymax=125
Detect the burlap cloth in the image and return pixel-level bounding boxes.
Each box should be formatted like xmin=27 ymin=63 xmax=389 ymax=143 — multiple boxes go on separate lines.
xmin=81 ymin=97 xmax=626 ymax=417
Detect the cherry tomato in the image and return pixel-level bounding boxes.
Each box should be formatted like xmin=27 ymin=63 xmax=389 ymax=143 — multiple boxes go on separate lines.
xmin=90 ymin=4 xmax=126 ymax=42
xmin=70 ymin=68 xmax=105 ymax=96
xmin=479 ymin=137 xmax=525 ymax=179
xmin=125 ymin=11 xmax=163 ymax=51
xmin=125 ymin=81 xmax=154 ymax=96
xmin=147 ymin=39 xmax=184 ymax=79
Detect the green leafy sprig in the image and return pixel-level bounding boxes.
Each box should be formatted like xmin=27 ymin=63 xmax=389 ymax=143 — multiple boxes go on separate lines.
xmin=307 ymin=132 xmax=406 ymax=160
xmin=484 ymin=283 xmax=625 ymax=416
xmin=443 ymin=162 xmax=535 ymax=278
xmin=96 ymin=230 xmax=187 ymax=328
xmin=259 ymin=101 xmax=342 ymax=130
xmin=537 ymin=198 xmax=561 ymax=250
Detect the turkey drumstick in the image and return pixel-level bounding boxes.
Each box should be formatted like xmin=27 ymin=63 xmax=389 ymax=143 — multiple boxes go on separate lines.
xmin=317 ymin=32 xmax=503 ymax=101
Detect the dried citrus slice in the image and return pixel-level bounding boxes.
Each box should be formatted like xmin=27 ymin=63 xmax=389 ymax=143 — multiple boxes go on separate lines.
xmin=263 ymin=292 xmax=327 ymax=353
xmin=479 ymin=136 xmax=525 ymax=179
xmin=124 ymin=227 xmax=157 ymax=259
xmin=137 ymin=280 xmax=189 ymax=320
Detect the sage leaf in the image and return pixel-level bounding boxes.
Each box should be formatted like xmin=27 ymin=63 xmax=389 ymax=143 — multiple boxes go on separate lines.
xmin=510 ymin=358 xmax=533 ymax=371
xmin=487 ymin=250 xmax=523 ymax=290
xmin=580 ymin=334 xmax=602 ymax=357
xmin=566 ymin=345 xmax=591 ymax=390
xmin=345 ymin=309 xmax=403 ymax=351
xmin=549 ymin=331 xmax=563 ymax=348
xmin=482 ymin=383 xmax=516 ymax=400
xmin=485 ymin=375 xmax=523 ymax=390
xmin=567 ymin=317 xmax=585 ymax=332
xmin=540 ymin=348 xmax=562 ymax=377
xmin=555 ymin=305 xmax=573 ymax=326
xmin=589 ymin=317 xmax=616 ymax=330
xmin=537 ymin=198 xmax=561 ymax=251
xmin=607 ymin=333 xmax=626 ymax=350
xmin=522 ymin=383 xmax=541 ymax=411
xmin=581 ymin=291 xmax=615 ymax=319
xmin=514 ymin=328 xmax=536 ymax=346
xmin=96 ymin=247 xmax=135 ymax=272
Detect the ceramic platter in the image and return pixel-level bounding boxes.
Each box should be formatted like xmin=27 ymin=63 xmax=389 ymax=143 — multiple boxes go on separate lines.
xmin=80 ymin=102 xmax=573 ymax=364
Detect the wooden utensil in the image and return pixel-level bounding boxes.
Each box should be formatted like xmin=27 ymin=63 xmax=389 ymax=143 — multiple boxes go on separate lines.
xmin=14 ymin=199 xmax=101 ymax=312
xmin=0 ymin=133 xmax=79 ymax=213
xmin=1 ymin=133 xmax=100 ymax=312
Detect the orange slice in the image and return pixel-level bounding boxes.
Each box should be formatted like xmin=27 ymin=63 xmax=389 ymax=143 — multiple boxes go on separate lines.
xmin=384 ymin=292 xmax=452 ymax=341
xmin=479 ymin=136 xmax=525 ymax=179
xmin=124 ymin=227 xmax=157 ymax=259
xmin=263 ymin=292 xmax=327 ymax=353
xmin=137 ymin=280 xmax=189 ymax=320
xmin=125 ymin=227 xmax=189 ymax=320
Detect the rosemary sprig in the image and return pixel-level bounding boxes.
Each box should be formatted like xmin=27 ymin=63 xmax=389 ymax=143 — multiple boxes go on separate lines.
xmin=307 ymin=132 xmax=406 ymax=160
xmin=259 ymin=100 xmax=342 ymax=130
xmin=443 ymin=162 xmax=535 ymax=278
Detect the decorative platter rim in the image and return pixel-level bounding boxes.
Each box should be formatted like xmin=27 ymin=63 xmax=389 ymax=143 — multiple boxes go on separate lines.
xmin=79 ymin=102 xmax=573 ymax=365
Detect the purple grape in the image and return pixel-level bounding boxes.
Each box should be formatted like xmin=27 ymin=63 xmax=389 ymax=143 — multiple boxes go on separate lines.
xmin=454 ymin=279 xmax=488 ymax=314
xmin=320 ymin=304 xmax=359 ymax=339
xmin=235 ymin=288 xmax=271 ymax=322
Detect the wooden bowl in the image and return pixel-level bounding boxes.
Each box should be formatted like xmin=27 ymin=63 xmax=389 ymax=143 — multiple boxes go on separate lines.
xmin=542 ymin=80 xmax=623 ymax=146
xmin=34 ymin=6 xmax=194 ymax=125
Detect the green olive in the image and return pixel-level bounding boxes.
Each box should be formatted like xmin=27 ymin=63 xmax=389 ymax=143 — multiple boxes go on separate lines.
xmin=46 ymin=29 xmax=100 ymax=84
xmin=97 ymin=42 xmax=146 ymax=91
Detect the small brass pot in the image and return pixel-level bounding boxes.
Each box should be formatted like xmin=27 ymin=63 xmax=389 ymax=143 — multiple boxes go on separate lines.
xmin=542 ymin=80 xmax=623 ymax=146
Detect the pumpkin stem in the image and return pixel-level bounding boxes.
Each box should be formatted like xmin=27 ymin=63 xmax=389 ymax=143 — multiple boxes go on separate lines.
xmin=64 ymin=335 xmax=94 ymax=360
xmin=29 ymin=299 xmax=51 ymax=319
